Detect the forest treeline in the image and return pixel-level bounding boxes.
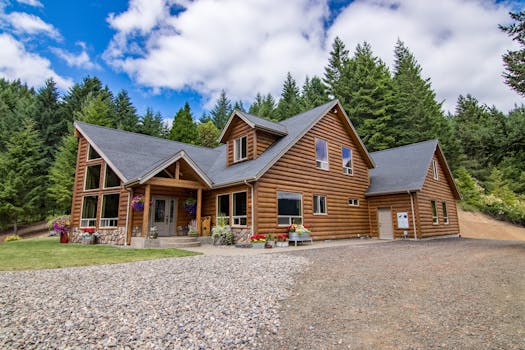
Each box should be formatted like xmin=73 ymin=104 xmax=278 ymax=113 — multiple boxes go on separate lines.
xmin=1 ymin=11 xmax=524 ymax=229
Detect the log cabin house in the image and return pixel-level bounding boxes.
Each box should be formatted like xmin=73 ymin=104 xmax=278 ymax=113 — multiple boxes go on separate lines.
xmin=70 ymin=100 xmax=460 ymax=245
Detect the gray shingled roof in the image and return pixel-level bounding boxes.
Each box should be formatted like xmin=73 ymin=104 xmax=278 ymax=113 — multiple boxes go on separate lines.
xmin=75 ymin=100 xmax=374 ymax=188
xmin=366 ymin=140 xmax=438 ymax=196
xmin=236 ymin=111 xmax=288 ymax=135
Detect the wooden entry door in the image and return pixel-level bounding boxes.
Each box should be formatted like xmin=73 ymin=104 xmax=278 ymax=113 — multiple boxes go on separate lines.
xmin=378 ymin=208 xmax=394 ymax=240
xmin=150 ymin=196 xmax=177 ymax=236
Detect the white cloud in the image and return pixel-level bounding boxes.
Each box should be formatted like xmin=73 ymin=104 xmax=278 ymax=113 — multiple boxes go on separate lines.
xmin=15 ymin=0 xmax=43 ymax=7
xmin=104 ymin=0 xmax=521 ymax=112
xmin=51 ymin=42 xmax=100 ymax=70
xmin=3 ymin=11 xmax=61 ymax=40
xmin=0 ymin=33 xmax=72 ymax=89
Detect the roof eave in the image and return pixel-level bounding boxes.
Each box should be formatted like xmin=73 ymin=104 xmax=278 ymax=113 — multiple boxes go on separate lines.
xmin=365 ymin=189 xmax=420 ymax=197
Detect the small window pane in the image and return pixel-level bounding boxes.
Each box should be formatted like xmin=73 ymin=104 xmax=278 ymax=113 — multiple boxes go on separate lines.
xmin=278 ymin=217 xmax=290 ymax=226
xmin=316 ymin=138 xmax=328 ymax=169
xmin=241 ymin=137 xmax=247 ymax=158
xmin=431 ymin=200 xmax=438 ymax=224
xmin=82 ymin=196 xmax=98 ymax=219
xmin=85 ymin=165 xmax=101 ymax=190
xmin=313 ymin=195 xmax=326 ymax=214
xmin=105 ymin=165 xmax=120 ymax=188
xmin=234 ymin=136 xmax=247 ymax=162
xmin=442 ymin=201 xmax=449 ymax=224
xmin=432 ymin=159 xmax=439 ymax=180
xmin=88 ymin=145 xmax=100 ymax=160
xmin=102 ymin=194 xmax=119 ymax=218
xmin=218 ymin=194 xmax=229 ymax=217
xmin=233 ymin=192 xmax=247 ymax=216
xmin=154 ymin=199 xmax=166 ymax=222
xmin=342 ymin=146 xmax=353 ymax=174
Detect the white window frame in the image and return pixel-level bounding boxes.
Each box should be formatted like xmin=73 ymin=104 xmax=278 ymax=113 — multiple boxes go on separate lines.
xmin=431 ymin=200 xmax=439 ymax=225
xmin=432 ymin=159 xmax=439 ymax=180
xmin=87 ymin=144 xmax=101 ymax=161
xmin=313 ymin=195 xmax=327 ymax=215
xmin=234 ymin=136 xmax=247 ymax=162
xmin=342 ymin=146 xmax=353 ymax=175
xmin=232 ymin=191 xmax=247 ymax=226
xmin=442 ymin=201 xmax=449 ymax=225
xmin=348 ymin=198 xmax=360 ymax=206
xmin=277 ymin=191 xmax=303 ymax=226
xmin=80 ymin=195 xmax=98 ymax=228
xmin=103 ymin=164 xmax=120 ymax=189
xmin=84 ymin=164 xmax=101 ymax=191
xmin=99 ymin=193 xmax=120 ymax=228
xmin=216 ymin=193 xmax=230 ymax=225
xmin=315 ymin=138 xmax=329 ymax=170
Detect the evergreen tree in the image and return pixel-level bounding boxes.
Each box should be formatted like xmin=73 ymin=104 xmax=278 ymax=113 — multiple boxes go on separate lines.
xmin=233 ymin=100 xmax=246 ymax=112
xmin=499 ymin=11 xmax=525 ymax=96
xmin=199 ymin=112 xmax=212 ymax=123
xmin=0 ymin=120 xmax=46 ymax=231
xmin=275 ymin=72 xmax=302 ymax=121
xmin=249 ymin=93 xmax=276 ymax=119
xmin=211 ymin=90 xmax=233 ymax=130
xmin=169 ymin=102 xmax=198 ymax=144
xmin=301 ymin=76 xmax=328 ymax=110
xmin=62 ymin=76 xmax=104 ymax=122
xmin=197 ymin=121 xmax=220 ymax=148
xmin=114 ymin=90 xmax=139 ymax=131
xmin=323 ymin=36 xmax=349 ymax=98
xmin=140 ymin=108 xmax=168 ymax=138
xmin=74 ymin=92 xmax=114 ymax=127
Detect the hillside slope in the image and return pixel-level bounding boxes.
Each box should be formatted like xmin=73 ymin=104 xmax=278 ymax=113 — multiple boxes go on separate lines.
xmin=459 ymin=209 xmax=525 ymax=241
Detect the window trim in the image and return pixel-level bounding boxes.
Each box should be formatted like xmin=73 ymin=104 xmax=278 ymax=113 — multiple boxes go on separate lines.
xmin=216 ymin=193 xmax=231 ymax=225
xmin=315 ymin=138 xmax=329 ymax=170
xmin=87 ymin=144 xmax=101 ymax=161
xmin=277 ymin=191 xmax=303 ymax=226
xmin=233 ymin=136 xmax=248 ymax=162
xmin=432 ymin=159 xmax=439 ymax=180
xmin=84 ymin=164 xmax=101 ymax=191
xmin=232 ymin=190 xmax=248 ymax=227
xmin=348 ymin=198 xmax=360 ymax=207
xmin=80 ymin=195 xmax=98 ymax=228
xmin=342 ymin=146 xmax=353 ymax=176
xmin=313 ymin=194 xmax=327 ymax=215
xmin=431 ymin=200 xmax=439 ymax=225
xmin=103 ymin=164 xmax=121 ymax=189
xmin=442 ymin=201 xmax=449 ymax=225
xmin=99 ymin=192 xmax=120 ymax=228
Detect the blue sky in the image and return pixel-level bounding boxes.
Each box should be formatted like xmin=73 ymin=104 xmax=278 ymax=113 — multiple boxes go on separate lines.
xmin=0 ymin=0 xmax=523 ymax=122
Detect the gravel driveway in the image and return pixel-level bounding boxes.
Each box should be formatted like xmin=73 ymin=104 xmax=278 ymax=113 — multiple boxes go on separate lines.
xmin=256 ymin=238 xmax=525 ymax=349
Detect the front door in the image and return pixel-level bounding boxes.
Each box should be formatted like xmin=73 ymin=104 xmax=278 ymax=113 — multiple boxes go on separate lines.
xmin=378 ymin=208 xmax=394 ymax=240
xmin=150 ymin=196 xmax=177 ymax=236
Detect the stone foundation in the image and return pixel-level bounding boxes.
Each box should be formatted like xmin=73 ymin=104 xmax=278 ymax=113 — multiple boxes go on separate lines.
xmin=70 ymin=227 xmax=127 ymax=245
xmin=231 ymin=227 xmax=252 ymax=244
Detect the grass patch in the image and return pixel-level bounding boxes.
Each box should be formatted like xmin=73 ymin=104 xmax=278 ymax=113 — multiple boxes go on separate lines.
xmin=0 ymin=237 xmax=200 ymax=271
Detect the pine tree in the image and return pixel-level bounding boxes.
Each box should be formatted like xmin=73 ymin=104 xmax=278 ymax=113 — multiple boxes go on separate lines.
xmin=276 ymin=72 xmax=302 ymax=121
xmin=169 ymin=102 xmax=198 ymax=143
xmin=499 ymin=11 xmax=525 ymax=96
xmin=323 ymin=36 xmax=349 ymax=98
xmin=140 ymin=108 xmax=168 ymax=138
xmin=0 ymin=119 xmax=46 ymax=231
xmin=62 ymin=76 xmax=104 ymax=122
xmin=211 ymin=90 xmax=233 ymax=130
xmin=249 ymin=93 xmax=276 ymax=119
xmin=197 ymin=121 xmax=220 ymax=148
xmin=114 ymin=90 xmax=139 ymax=131
xmin=301 ymin=76 xmax=328 ymax=110
xmin=74 ymin=92 xmax=114 ymax=127
xmin=233 ymin=101 xmax=246 ymax=112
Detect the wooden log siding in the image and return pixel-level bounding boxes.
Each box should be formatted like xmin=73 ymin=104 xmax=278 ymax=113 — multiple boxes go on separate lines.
xmin=367 ymin=193 xmax=418 ymax=238
xmin=201 ymin=185 xmax=252 ymax=228
xmin=255 ymin=111 xmax=371 ymax=239
xmin=71 ymin=136 xmax=128 ymax=229
xmin=416 ymin=154 xmax=460 ymax=238
xmin=255 ymin=130 xmax=278 ymax=158
xmin=226 ymin=117 xmax=255 ymax=166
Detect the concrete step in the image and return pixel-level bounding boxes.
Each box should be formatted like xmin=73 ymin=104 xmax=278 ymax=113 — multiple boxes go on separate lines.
xmin=162 ymin=241 xmax=201 ymax=248
xmin=158 ymin=236 xmax=199 ymax=243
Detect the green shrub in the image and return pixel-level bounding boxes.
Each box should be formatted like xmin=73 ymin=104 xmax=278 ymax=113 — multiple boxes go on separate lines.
xmin=5 ymin=235 xmax=21 ymax=242
xmin=211 ymin=225 xmax=234 ymax=245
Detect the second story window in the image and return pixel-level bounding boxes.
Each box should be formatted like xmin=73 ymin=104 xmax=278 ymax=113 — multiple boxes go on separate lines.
xmin=342 ymin=146 xmax=353 ymax=175
xmin=315 ymin=138 xmax=329 ymax=170
xmin=432 ymin=159 xmax=439 ymax=180
xmin=85 ymin=164 xmax=101 ymax=190
xmin=88 ymin=145 xmax=101 ymax=160
xmin=234 ymin=136 xmax=247 ymax=162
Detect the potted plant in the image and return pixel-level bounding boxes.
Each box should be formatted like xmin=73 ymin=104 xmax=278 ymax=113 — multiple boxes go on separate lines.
xmin=250 ymin=234 xmax=266 ymax=248
xmin=188 ymin=226 xmax=198 ymax=237
xmin=275 ymin=233 xmax=289 ymax=247
xmin=288 ymin=224 xmax=312 ymax=245
xmin=51 ymin=215 xmax=71 ymax=244
xmin=81 ymin=228 xmax=98 ymax=244
xmin=265 ymin=233 xmax=275 ymax=248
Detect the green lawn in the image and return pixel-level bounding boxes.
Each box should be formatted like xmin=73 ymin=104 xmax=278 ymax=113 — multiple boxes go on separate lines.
xmin=0 ymin=237 xmax=200 ymax=271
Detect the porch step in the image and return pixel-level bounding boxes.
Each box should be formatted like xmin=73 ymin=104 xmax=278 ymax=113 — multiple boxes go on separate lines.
xmin=158 ymin=236 xmax=201 ymax=249
xmin=159 ymin=236 xmax=199 ymax=243
xmin=162 ymin=241 xmax=202 ymax=248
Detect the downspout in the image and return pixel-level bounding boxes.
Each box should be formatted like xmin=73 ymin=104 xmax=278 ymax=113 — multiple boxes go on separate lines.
xmin=408 ymin=191 xmax=418 ymax=240
xmin=244 ymin=179 xmax=255 ymax=235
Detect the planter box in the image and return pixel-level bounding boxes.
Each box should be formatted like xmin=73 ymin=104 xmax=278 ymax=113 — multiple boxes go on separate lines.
xmin=276 ymin=241 xmax=289 ymax=248
xmin=81 ymin=235 xmax=96 ymax=245
xmin=288 ymin=232 xmax=313 ymax=246
xmin=252 ymin=242 xmax=265 ymax=249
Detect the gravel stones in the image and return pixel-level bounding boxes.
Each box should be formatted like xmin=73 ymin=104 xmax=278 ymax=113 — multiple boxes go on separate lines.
xmin=0 ymin=254 xmax=308 ymax=349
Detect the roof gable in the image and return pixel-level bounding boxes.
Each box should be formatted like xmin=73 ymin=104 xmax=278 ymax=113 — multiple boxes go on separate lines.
xmin=218 ymin=110 xmax=288 ymax=143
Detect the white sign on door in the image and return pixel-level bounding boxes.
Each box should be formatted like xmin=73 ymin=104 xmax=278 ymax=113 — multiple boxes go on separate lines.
xmin=397 ymin=212 xmax=409 ymax=229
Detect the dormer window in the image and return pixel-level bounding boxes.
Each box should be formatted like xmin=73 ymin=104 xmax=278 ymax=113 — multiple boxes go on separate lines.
xmin=234 ymin=136 xmax=247 ymax=162
xmin=315 ymin=138 xmax=329 ymax=170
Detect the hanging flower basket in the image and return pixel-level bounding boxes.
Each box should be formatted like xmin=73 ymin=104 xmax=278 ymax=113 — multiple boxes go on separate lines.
xmin=131 ymin=194 xmax=152 ymax=212
xmin=184 ymin=197 xmax=197 ymax=217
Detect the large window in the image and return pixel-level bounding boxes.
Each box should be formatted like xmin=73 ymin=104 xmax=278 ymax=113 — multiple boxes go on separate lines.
xmin=104 ymin=165 xmax=120 ymax=188
xmin=342 ymin=146 xmax=353 ymax=175
xmin=315 ymin=138 xmax=329 ymax=170
xmin=313 ymin=195 xmax=327 ymax=215
xmin=233 ymin=191 xmax=247 ymax=226
xmin=278 ymin=192 xmax=302 ymax=226
xmin=217 ymin=194 xmax=230 ymax=225
xmin=81 ymin=196 xmax=98 ymax=227
xmin=442 ymin=201 xmax=449 ymax=224
xmin=88 ymin=145 xmax=101 ymax=160
xmin=432 ymin=159 xmax=439 ymax=180
xmin=84 ymin=164 xmax=101 ymax=190
xmin=100 ymin=194 xmax=119 ymax=227
xmin=234 ymin=136 xmax=247 ymax=162
xmin=431 ymin=200 xmax=438 ymax=224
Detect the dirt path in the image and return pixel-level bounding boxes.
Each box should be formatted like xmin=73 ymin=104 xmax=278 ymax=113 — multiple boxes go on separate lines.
xmin=459 ymin=209 xmax=525 ymax=241
xmin=255 ymin=239 xmax=525 ymax=349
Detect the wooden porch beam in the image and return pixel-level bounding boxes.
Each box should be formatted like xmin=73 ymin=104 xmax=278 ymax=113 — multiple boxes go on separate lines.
xmin=142 ymin=184 xmax=151 ymax=237
xmin=196 ymin=188 xmax=202 ymax=235
xmin=147 ymin=177 xmax=205 ymax=189
xmin=175 ymin=161 xmax=180 ymax=180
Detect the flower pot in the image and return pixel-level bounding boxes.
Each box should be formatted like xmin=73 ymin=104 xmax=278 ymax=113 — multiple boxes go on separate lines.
xmin=266 ymin=240 xmax=275 ymax=248
xmin=252 ymin=242 xmax=265 ymax=249
xmin=276 ymin=241 xmax=289 ymax=248
xmin=59 ymin=232 xmax=69 ymax=244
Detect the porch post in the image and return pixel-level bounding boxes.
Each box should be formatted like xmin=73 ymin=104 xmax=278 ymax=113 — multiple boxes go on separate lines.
xmin=142 ymin=184 xmax=151 ymax=237
xmin=196 ymin=188 xmax=202 ymax=235
xmin=126 ymin=188 xmax=134 ymax=245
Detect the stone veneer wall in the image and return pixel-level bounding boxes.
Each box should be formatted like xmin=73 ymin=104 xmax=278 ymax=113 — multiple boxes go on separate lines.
xmin=70 ymin=227 xmax=127 ymax=245
xmin=231 ymin=226 xmax=252 ymax=244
